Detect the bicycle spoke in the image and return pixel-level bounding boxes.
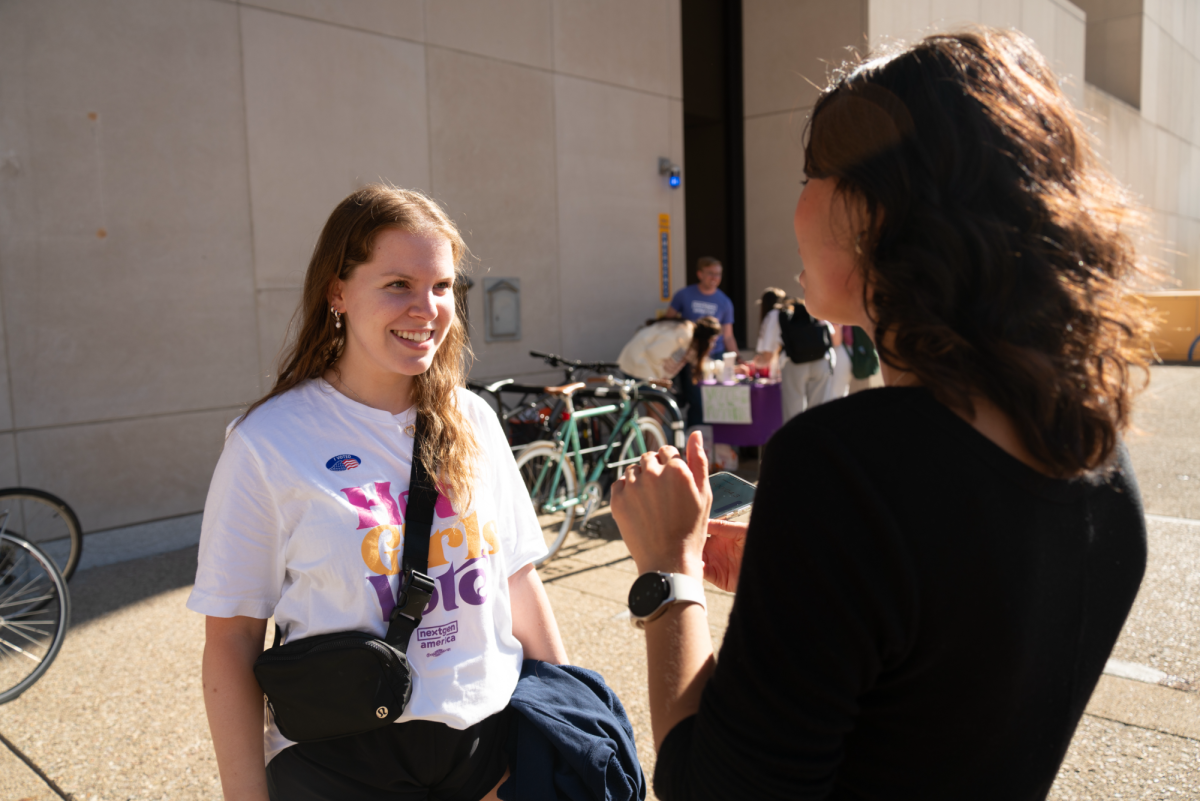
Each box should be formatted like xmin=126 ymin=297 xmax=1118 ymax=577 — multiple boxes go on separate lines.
xmin=1 ymin=571 xmax=45 ymax=603
xmin=4 ymin=616 xmax=56 ymax=631
xmin=0 ymin=575 xmax=55 ymax=607
xmin=0 ymin=594 xmax=56 ymax=610
xmin=5 ymin=604 xmax=58 ymax=618
xmin=1 ymin=621 xmax=51 ymax=646
xmin=0 ymin=636 xmax=42 ymax=662
xmin=0 ymin=553 xmax=20 ymax=587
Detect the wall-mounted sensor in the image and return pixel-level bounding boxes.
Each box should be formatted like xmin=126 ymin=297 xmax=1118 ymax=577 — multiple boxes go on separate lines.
xmin=658 ymin=157 xmax=681 ymax=188
xmin=484 ymin=278 xmax=521 ymax=342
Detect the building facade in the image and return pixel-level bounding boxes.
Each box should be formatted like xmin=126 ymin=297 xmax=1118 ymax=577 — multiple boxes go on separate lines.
xmin=0 ymin=0 xmax=1194 ymax=536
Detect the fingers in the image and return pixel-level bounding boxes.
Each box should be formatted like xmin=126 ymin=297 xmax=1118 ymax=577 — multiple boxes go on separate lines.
xmin=707 ymin=519 xmax=747 ymax=540
xmin=654 ymin=445 xmax=680 ymax=465
xmin=686 ymin=430 xmax=709 ymax=493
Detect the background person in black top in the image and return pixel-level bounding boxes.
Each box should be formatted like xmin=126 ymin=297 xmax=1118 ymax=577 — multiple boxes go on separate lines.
xmin=611 ymin=28 xmax=1156 ymax=801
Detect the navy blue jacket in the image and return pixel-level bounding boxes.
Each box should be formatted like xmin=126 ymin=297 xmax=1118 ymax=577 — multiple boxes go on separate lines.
xmin=498 ymin=660 xmax=647 ymax=801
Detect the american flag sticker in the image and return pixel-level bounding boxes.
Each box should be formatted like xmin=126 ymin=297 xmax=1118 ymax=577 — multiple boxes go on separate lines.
xmin=325 ymin=454 xmax=362 ymax=471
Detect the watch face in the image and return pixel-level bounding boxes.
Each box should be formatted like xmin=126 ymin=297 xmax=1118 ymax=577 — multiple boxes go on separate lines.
xmin=629 ymin=573 xmax=671 ymax=618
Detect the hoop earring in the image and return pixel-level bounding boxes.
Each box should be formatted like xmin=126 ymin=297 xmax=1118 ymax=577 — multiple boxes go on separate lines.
xmin=331 ymin=307 xmax=342 ymax=329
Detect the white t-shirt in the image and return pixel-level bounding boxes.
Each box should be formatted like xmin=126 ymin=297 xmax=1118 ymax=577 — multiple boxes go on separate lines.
xmin=617 ymin=320 xmax=693 ymax=380
xmin=756 ymin=308 xmax=783 ymax=355
xmin=186 ymin=380 xmax=547 ymax=763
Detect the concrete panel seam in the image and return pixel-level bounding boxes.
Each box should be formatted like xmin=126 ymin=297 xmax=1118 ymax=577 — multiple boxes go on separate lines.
xmin=86 ymin=509 xmax=205 ymax=536
xmin=424 ymin=42 xmax=559 ymax=76
xmin=0 ymin=731 xmax=70 ymax=800
xmin=237 ymin=6 xmax=265 ymax=393
xmin=540 ymin=554 xmax=634 ymax=584
xmin=1083 ymin=712 xmax=1200 ymax=743
xmin=550 ymin=0 xmax=559 ymax=72
xmin=237 ymin=5 xmax=682 ymax=101
xmin=0 ymin=403 xmax=247 ymax=436
xmin=1 ymin=34 xmax=28 ymax=483
xmin=1148 ymin=17 xmax=1192 ymax=63
xmin=425 ymin=44 xmax=435 ymax=197
xmin=237 ymin=1 xmax=423 ymax=46
xmin=538 ymin=580 xmax=627 ymax=609
xmin=549 ymin=51 xmax=564 ymax=360
xmin=552 ymin=68 xmax=683 ymax=101
xmin=1049 ymin=0 xmax=1087 ymax=23
xmin=745 ymin=106 xmax=815 ymax=122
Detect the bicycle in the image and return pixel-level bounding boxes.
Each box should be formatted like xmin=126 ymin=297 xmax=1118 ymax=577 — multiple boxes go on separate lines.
xmin=469 ymin=351 xmax=686 ymax=451
xmin=513 ymin=377 xmax=668 ymax=566
xmin=0 ymin=530 xmax=71 ymax=703
xmin=0 ymin=488 xmax=84 ymax=582
xmin=526 ymin=352 xmax=686 ymax=452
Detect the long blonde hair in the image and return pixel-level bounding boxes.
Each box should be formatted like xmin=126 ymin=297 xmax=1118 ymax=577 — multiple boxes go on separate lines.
xmin=243 ymin=184 xmax=479 ymax=506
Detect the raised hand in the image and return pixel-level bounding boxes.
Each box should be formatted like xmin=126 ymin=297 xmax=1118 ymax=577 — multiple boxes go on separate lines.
xmin=611 ymin=431 xmax=712 ymax=579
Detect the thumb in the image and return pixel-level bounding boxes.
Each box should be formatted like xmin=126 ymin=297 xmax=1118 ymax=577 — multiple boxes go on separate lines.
xmin=686 ymin=430 xmax=709 ymax=494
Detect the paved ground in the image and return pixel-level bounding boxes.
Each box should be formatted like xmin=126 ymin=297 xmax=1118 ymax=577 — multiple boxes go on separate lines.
xmin=0 ymin=366 xmax=1196 ymax=800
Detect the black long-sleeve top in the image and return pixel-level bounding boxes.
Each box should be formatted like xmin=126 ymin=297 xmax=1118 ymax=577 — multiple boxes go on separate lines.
xmin=656 ymin=387 xmax=1146 ymax=800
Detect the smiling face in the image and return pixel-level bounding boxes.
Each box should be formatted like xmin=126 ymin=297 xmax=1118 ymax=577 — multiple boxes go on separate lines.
xmin=328 ymin=228 xmax=456 ymax=404
xmin=697 ymin=263 xmax=723 ymax=293
xmin=794 ymin=177 xmax=869 ymax=326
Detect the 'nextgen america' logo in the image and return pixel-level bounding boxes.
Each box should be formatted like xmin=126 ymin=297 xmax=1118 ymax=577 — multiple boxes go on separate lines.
xmin=325 ymin=454 xmax=361 ymax=471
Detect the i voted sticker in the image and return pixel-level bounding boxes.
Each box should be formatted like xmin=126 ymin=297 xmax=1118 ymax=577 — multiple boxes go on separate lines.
xmin=325 ymin=454 xmax=361 ymax=471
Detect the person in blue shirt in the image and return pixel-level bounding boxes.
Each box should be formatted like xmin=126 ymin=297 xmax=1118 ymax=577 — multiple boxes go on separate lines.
xmin=665 ymin=257 xmax=738 ymax=355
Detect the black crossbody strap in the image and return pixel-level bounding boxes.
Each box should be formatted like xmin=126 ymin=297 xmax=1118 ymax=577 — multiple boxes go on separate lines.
xmin=384 ymin=413 xmax=438 ymax=651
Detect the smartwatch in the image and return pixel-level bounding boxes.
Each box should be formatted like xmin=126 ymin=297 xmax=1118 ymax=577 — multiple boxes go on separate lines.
xmin=627 ymin=572 xmax=707 ymax=630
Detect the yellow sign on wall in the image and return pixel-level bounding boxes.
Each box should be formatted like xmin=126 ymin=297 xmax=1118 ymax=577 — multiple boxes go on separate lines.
xmin=658 ymin=214 xmax=671 ymax=301
xmin=1138 ymin=291 xmax=1200 ymax=361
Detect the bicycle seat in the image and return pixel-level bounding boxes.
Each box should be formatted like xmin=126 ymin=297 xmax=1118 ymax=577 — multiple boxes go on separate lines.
xmin=544 ymin=382 xmax=586 ymax=397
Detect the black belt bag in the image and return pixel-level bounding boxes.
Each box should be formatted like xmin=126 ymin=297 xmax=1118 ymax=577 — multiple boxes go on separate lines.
xmin=253 ymin=416 xmax=439 ymax=743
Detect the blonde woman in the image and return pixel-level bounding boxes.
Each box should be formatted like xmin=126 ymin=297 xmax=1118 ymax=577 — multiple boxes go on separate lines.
xmin=189 ymin=186 xmax=567 ymax=801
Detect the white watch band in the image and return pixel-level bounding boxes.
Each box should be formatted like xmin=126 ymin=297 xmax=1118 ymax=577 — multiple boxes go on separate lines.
xmin=632 ymin=572 xmax=707 ymax=630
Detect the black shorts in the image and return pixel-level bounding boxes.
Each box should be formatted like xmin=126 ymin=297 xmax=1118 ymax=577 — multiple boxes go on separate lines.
xmin=266 ymin=708 xmax=511 ymax=801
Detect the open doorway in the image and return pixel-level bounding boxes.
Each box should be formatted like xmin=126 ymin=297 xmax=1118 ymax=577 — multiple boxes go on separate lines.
xmin=681 ymin=0 xmax=746 ymax=348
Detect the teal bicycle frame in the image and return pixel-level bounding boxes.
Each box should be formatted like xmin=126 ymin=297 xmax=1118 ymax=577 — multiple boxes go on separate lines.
xmin=528 ymin=391 xmax=647 ymax=515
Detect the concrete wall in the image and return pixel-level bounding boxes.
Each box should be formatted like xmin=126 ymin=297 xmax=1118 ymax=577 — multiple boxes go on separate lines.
xmin=0 ymin=0 xmax=685 ymax=533
xmin=869 ymin=0 xmax=1087 ymax=105
xmin=1077 ymin=0 xmax=1143 ymax=107
xmin=741 ymin=0 xmax=1090 ymax=349
xmin=741 ymin=0 xmax=868 ymax=349
xmin=740 ymin=0 xmax=1200 ymax=348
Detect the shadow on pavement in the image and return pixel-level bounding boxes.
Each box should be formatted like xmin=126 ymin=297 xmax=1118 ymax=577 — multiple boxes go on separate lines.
xmin=66 ymin=544 xmax=198 ymax=628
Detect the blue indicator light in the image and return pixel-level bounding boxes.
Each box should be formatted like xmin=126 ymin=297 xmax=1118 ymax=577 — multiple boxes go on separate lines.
xmin=669 ymin=174 xmax=681 ymax=188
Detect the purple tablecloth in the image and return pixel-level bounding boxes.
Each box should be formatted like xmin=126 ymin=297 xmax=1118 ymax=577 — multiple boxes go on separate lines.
xmin=709 ymin=382 xmax=783 ymax=447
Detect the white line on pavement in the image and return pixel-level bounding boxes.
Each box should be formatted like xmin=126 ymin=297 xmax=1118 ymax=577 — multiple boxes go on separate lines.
xmin=1103 ymin=658 xmax=1168 ymax=685
xmin=1145 ymin=513 xmax=1200 ymax=527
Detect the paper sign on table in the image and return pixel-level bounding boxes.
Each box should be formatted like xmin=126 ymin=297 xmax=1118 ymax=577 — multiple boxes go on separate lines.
xmin=701 ymin=384 xmax=753 ymax=424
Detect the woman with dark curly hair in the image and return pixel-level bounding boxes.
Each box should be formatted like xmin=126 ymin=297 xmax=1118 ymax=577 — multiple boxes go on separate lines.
xmin=611 ymin=28 xmax=1154 ymax=800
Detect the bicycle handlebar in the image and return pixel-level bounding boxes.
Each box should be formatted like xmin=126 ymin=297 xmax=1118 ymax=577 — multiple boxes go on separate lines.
xmin=529 ymin=351 xmax=620 ymax=371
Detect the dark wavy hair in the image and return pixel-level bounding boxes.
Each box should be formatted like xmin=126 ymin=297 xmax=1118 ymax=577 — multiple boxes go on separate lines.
xmin=805 ymin=28 xmax=1153 ymax=477
xmin=687 ymin=316 xmax=723 ymax=383
xmin=759 ymin=287 xmax=787 ymax=325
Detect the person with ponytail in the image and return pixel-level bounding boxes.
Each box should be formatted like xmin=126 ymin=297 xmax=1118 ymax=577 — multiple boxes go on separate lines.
xmin=189 ymin=185 xmax=568 ymax=801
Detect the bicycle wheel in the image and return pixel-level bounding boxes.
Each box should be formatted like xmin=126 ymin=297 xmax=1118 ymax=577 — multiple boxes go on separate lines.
xmin=0 ymin=489 xmax=84 ymax=581
xmin=614 ymin=417 xmax=668 ymax=477
xmin=514 ymin=442 xmax=577 ymax=567
xmin=0 ymin=533 xmax=70 ymax=704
